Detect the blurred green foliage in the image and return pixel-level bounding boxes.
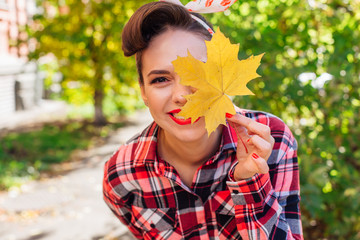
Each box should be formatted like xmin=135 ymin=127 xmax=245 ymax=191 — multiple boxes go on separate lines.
xmin=27 ymin=0 xmax=360 ymax=239
xmin=0 ymin=121 xmax=125 ymax=190
xmin=28 ymin=0 xmax=150 ymax=124
xmin=209 ymin=0 xmax=359 ymax=239
xmin=0 ymin=122 xmax=105 ymax=190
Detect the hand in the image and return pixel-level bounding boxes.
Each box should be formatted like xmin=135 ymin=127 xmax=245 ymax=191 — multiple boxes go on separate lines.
xmin=226 ymin=113 xmax=275 ymax=180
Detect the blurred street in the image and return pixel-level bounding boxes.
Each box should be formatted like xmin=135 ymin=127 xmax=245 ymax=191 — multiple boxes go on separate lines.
xmin=0 ymin=109 xmax=153 ymax=240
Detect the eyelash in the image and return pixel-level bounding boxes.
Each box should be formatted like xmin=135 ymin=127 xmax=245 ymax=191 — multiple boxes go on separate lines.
xmin=150 ymin=77 xmax=168 ymax=84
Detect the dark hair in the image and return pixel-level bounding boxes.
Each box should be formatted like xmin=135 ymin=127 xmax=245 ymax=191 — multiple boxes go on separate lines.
xmin=122 ymin=2 xmax=213 ymax=84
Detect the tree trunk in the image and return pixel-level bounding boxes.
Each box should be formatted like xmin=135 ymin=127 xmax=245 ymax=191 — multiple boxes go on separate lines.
xmin=94 ymin=86 xmax=107 ymax=126
xmin=93 ymin=63 xmax=107 ymax=126
xmin=90 ymin=34 xmax=108 ymax=126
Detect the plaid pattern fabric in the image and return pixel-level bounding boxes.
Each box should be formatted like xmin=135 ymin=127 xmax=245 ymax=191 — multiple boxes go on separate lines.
xmin=103 ymin=108 xmax=303 ymax=240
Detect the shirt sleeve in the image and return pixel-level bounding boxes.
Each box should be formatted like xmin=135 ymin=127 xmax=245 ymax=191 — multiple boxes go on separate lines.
xmin=226 ymin=137 xmax=303 ymax=239
xmin=103 ymin=161 xmax=144 ymax=239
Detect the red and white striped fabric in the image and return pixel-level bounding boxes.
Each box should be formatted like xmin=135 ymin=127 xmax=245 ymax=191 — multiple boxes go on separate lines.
xmin=160 ymin=0 xmax=237 ymax=13
xmin=103 ymin=107 xmax=303 ymax=239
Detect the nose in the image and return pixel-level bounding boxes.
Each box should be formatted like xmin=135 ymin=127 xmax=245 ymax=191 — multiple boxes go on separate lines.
xmin=172 ymin=79 xmax=195 ymax=106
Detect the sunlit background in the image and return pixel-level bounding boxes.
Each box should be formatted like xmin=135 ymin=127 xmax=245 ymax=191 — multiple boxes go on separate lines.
xmin=0 ymin=0 xmax=359 ymax=239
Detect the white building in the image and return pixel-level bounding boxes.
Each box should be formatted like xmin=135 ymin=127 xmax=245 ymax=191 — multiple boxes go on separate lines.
xmin=0 ymin=0 xmax=40 ymax=117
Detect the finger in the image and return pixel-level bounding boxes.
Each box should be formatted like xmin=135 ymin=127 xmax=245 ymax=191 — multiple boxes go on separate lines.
xmin=227 ymin=117 xmax=251 ymax=140
xmin=247 ymin=135 xmax=274 ymax=159
xmin=247 ymin=129 xmax=275 ymax=147
xmin=227 ymin=114 xmax=271 ymax=140
xmin=227 ymin=114 xmax=272 ymax=142
xmin=228 ymin=121 xmax=249 ymax=157
xmin=236 ymin=138 xmax=248 ymax=159
xmin=252 ymin=153 xmax=269 ymax=174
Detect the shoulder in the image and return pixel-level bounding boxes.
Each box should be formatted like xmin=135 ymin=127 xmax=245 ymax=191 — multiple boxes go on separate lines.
xmin=103 ymin=122 xmax=158 ymax=191
xmin=110 ymin=121 xmax=157 ymax=162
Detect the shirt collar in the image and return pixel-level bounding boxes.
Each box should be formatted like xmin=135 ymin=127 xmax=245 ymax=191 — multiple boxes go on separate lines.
xmin=131 ymin=121 xmax=160 ymax=166
xmin=132 ymin=121 xmax=237 ymax=167
xmin=202 ymin=121 xmax=237 ymax=166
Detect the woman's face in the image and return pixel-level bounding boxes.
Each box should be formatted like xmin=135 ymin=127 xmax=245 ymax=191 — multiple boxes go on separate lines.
xmin=141 ymin=28 xmax=210 ymax=143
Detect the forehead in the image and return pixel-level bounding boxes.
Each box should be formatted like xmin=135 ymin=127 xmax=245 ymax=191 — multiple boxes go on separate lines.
xmin=142 ymin=29 xmax=207 ymax=75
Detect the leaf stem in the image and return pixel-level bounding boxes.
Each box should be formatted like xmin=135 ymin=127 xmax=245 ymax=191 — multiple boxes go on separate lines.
xmin=238 ymin=134 xmax=249 ymax=154
xmin=229 ymin=120 xmax=249 ymax=154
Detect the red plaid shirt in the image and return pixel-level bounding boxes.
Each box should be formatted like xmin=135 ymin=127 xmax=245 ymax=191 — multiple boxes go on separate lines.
xmin=103 ymin=109 xmax=303 ymax=239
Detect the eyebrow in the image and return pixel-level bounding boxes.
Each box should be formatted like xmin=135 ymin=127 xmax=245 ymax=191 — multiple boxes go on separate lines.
xmin=147 ymin=70 xmax=171 ymax=77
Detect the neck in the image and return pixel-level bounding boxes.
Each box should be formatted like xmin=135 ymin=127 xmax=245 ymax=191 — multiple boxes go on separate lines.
xmin=158 ymin=126 xmax=223 ymax=168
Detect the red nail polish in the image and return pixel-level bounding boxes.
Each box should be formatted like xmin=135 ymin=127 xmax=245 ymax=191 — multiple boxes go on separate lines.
xmin=226 ymin=113 xmax=233 ymax=118
xmin=247 ymin=138 xmax=251 ymax=143
xmin=252 ymin=153 xmax=259 ymax=159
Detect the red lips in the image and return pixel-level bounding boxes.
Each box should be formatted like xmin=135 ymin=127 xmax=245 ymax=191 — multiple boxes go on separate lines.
xmin=168 ymin=109 xmax=200 ymax=125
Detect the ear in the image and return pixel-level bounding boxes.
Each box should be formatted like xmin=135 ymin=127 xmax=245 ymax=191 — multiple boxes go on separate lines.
xmin=140 ymin=84 xmax=148 ymax=106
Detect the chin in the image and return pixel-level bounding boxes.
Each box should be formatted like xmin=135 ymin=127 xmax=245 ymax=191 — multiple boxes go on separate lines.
xmin=175 ymin=128 xmax=208 ymax=142
xmin=155 ymin=116 xmax=209 ymax=142
xmin=168 ymin=120 xmax=209 ymax=142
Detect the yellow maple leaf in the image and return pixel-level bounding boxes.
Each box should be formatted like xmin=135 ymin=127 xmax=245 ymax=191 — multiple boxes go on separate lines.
xmin=172 ymin=28 xmax=264 ymax=136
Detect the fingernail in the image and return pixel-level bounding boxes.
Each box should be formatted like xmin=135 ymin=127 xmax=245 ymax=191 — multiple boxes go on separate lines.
xmin=252 ymin=153 xmax=259 ymax=159
xmin=226 ymin=113 xmax=233 ymax=118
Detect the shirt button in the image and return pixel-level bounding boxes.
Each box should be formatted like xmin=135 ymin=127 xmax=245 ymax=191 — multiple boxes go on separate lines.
xmin=233 ymin=190 xmax=239 ymax=194
xmin=150 ymin=223 xmax=156 ymax=228
xmin=196 ymin=224 xmax=203 ymax=228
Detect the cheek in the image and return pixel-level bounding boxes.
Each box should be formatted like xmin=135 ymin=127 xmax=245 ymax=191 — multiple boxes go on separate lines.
xmin=146 ymin=88 xmax=170 ymax=108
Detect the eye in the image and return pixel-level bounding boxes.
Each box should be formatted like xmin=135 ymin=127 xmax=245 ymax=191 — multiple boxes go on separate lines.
xmin=151 ymin=77 xmax=168 ymax=84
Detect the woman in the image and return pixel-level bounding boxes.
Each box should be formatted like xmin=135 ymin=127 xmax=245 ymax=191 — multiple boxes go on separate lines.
xmin=103 ymin=1 xmax=303 ymax=239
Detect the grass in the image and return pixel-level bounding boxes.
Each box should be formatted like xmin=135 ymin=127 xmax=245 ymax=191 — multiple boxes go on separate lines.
xmin=0 ymin=120 xmax=124 ymax=190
